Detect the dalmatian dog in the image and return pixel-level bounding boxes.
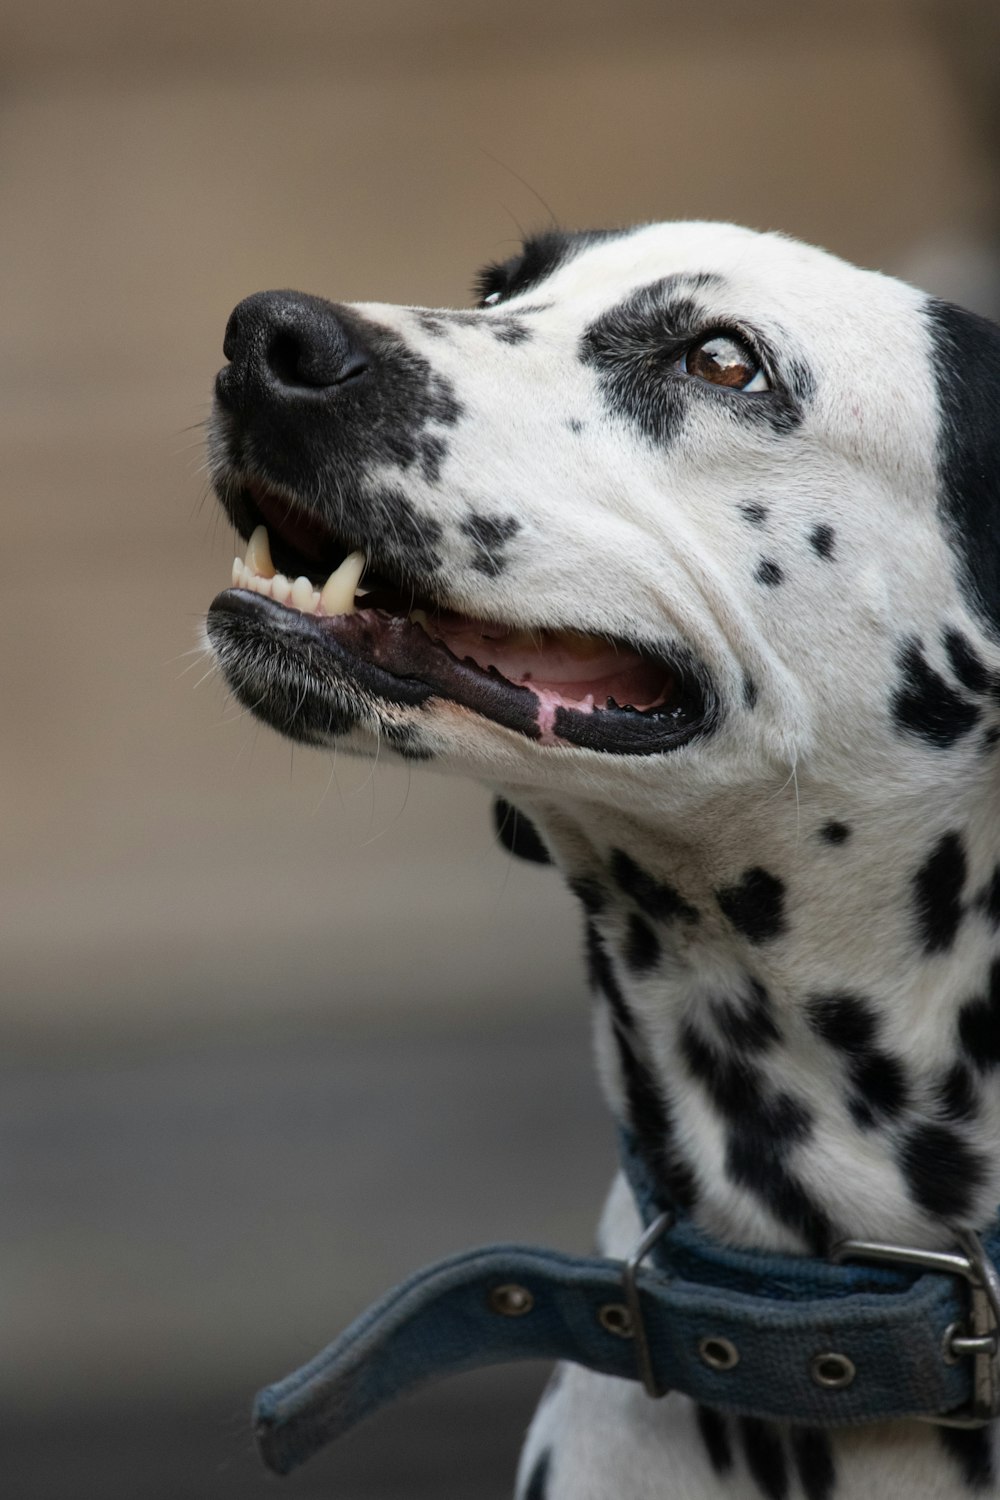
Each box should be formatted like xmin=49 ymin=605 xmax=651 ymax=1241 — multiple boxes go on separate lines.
xmin=205 ymin=221 xmax=1000 ymax=1499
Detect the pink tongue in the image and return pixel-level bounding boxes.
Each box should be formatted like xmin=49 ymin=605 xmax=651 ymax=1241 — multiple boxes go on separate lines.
xmin=430 ymin=618 xmax=671 ymax=710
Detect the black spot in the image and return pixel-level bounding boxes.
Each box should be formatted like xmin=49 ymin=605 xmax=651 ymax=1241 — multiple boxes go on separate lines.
xmin=460 ymin=512 xmax=521 ymax=577
xmin=939 ymin=1426 xmax=994 ymax=1490
xmin=711 ymin=980 xmax=781 ymax=1052
xmin=715 ymin=868 xmax=787 ymax=944
xmin=976 ymin=865 xmax=1000 ymax=926
xmin=740 ymin=501 xmax=769 ymax=525
xmin=624 ymin=913 xmax=661 ymax=973
xmin=566 ymin=418 xmax=584 ymax=434
xmin=680 ymin=1023 xmax=827 ymax=1247
xmin=475 ymin=229 xmax=627 ymax=306
xmin=580 ymin=274 xmax=809 ymax=447
xmin=585 ymin=920 xmax=632 ymax=1033
xmin=912 ymin=831 xmax=967 ymax=953
xmin=413 ymin=310 xmax=447 ymax=337
xmin=937 ymin=1060 xmax=979 ymax=1120
xmin=695 ymin=1405 xmax=733 ymax=1476
xmin=808 ymin=523 xmax=835 ymax=560
xmin=944 ymin=628 xmax=993 ymax=694
xmin=924 ymin=300 xmax=1000 ymax=635
xmin=898 ymin=1121 xmax=988 ymax=1219
xmin=726 ymin=1128 xmax=831 ymax=1251
xmin=892 ymin=639 xmax=980 ymax=748
xmin=819 ymin=820 xmax=851 ymax=845
xmin=418 ymin=434 xmax=447 ymax=482
xmin=610 ymin=848 xmax=699 ymax=925
xmin=957 ymin=958 xmax=1000 ymax=1070
xmin=743 ymin=675 xmax=759 ymax=709
xmin=492 ymin=797 xmax=551 ymax=864
xmin=805 ymin=992 xmax=879 ymax=1051
xmin=522 ymin=1446 xmax=551 ymax=1500
xmin=569 ymin=876 xmax=605 ymax=914
xmin=791 ymin=1428 xmax=836 ymax=1500
xmin=588 ymin=923 xmax=696 ymax=1207
xmin=848 ymin=1049 xmax=909 ymax=1121
xmin=491 ymin=317 xmax=531 ymax=345
xmin=739 ymin=1417 xmax=788 ymax=1500
xmin=983 ymin=726 xmax=1000 ymax=751
xmin=756 ymin=558 xmax=783 ymax=587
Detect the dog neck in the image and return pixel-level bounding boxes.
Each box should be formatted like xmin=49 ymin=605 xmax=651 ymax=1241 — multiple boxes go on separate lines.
xmin=527 ymin=771 xmax=1000 ymax=1259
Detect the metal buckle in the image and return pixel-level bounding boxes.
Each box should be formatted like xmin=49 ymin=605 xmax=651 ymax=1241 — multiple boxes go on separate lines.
xmin=621 ymin=1210 xmax=674 ymax=1399
xmin=831 ymin=1229 xmax=1000 ymax=1427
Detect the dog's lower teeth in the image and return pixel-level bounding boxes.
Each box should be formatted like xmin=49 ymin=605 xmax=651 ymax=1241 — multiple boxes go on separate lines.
xmin=291 ymin=575 xmax=317 ymax=611
xmin=229 ymin=529 xmax=368 ymax=619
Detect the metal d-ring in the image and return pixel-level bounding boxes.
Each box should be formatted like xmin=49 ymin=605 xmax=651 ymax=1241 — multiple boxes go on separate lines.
xmin=621 ymin=1210 xmax=674 ymax=1398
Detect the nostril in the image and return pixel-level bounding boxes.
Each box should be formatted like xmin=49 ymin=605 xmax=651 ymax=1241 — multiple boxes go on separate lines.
xmin=265 ymin=327 xmax=369 ymax=391
xmin=266 ymin=330 xmax=310 ymax=387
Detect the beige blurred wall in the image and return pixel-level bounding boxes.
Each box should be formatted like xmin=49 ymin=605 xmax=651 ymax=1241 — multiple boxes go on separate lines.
xmin=2 ymin=0 xmax=997 ymax=1050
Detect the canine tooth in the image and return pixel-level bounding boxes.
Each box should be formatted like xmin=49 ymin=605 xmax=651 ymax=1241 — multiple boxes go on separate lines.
xmin=271 ymin=573 xmax=292 ymax=604
xmin=320 ymin=551 xmax=366 ymax=616
xmin=291 ymin=575 xmax=315 ymax=611
xmin=245 ymin=525 xmax=275 ymax=578
xmin=409 ymin=608 xmax=430 ymax=630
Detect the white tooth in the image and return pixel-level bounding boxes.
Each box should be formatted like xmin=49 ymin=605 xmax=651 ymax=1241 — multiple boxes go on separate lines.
xmin=291 ymin=575 xmax=315 ymax=612
xmin=320 ymin=550 xmax=366 ymax=616
xmin=271 ymin=573 xmax=292 ymax=604
xmin=245 ymin=525 xmax=275 ymax=579
xmin=409 ymin=608 xmax=430 ymax=630
xmin=232 ymin=557 xmax=242 ymax=586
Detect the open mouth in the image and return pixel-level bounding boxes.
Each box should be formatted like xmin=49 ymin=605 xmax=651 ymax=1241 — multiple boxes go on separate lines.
xmin=208 ymin=478 xmax=711 ymax=755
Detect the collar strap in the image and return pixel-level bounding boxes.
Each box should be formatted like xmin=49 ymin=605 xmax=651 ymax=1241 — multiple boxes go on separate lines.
xmin=254 ymin=1210 xmax=1000 ymax=1476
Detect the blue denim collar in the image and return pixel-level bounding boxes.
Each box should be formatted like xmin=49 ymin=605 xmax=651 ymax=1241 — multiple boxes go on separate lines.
xmin=253 ymin=1132 xmax=1000 ymax=1476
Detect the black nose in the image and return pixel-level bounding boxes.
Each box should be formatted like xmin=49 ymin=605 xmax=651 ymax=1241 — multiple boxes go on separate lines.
xmin=217 ymin=290 xmax=369 ymax=406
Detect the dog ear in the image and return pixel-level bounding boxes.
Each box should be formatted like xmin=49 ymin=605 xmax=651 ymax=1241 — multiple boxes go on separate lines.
xmin=492 ymin=796 xmax=551 ymax=865
xmin=926 ymin=299 xmax=1000 ymax=634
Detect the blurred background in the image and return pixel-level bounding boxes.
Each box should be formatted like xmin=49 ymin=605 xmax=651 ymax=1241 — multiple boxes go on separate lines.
xmin=3 ymin=1 xmax=1000 ymax=1495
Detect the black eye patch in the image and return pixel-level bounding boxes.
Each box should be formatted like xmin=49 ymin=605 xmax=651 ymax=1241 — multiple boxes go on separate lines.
xmin=580 ymin=275 xmax=810 ymax=446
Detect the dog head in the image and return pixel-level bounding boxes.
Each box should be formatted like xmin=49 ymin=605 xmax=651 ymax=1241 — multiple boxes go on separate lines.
xmin=206 ymin=222 xmax=1000 ymax=823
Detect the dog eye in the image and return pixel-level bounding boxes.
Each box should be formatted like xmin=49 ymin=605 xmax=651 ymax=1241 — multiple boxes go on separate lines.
xmin=682 ymin=332 xmax=769 ymax=392
xmin=481 ymin=290 xmax=504 ymax=307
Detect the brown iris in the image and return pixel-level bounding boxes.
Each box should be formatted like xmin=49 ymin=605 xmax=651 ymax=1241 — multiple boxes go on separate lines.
xmin=684 ymin=332 xmax=764 ymax=390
